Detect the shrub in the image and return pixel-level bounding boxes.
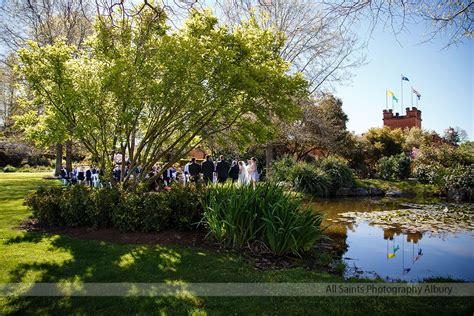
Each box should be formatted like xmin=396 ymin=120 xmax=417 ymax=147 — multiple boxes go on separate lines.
xmin=3 ymin=165 xmax=16 ymax=172
xmin=61 ymin=185 xmax=93 ymax=227
xmin=317 ymin=157 xmax=354 ymax=195
xmin=87 ymin=187 xmax=121 ymax=228
xmin=413 ymin=163 xmax=443 ymax=184
xmin=289 ymin=163 xmax=331 ymax=197
xmin=25 ymin=186 xmax=65 ymax=226
xmin=27 ymin=155 xmax=51 ymax=167
xmin=267 ymin=155 xmax=296 ymax=183
xmin=26 ymin=184 xmax=202 ymax=232
xmin=113 ymin=190 xmax=145 ymax=232
xmin=203 ymin=183 xmax=323 ymax=255
xmin=441 ymin=165 xmax=473 ymax=192
xmin=142 ymin=192 xmax=172 ymax=232
xmin=376 ymin=154 xmax=411 ymax=180
xmin=167 ymin=184 xmax=206 ymax=230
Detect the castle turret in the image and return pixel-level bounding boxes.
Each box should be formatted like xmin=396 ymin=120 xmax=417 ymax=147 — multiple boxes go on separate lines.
xmin=383 ymin=107 xmax=422 ymax=129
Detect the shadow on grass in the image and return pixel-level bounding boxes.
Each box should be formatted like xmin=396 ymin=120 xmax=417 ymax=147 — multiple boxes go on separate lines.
xmin=2 ymin=231 xmax=246 ymax=314
xmin=2 ymin=231 xmax=474 ymax=315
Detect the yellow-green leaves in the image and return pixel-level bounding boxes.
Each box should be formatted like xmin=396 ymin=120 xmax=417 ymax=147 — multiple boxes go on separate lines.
xmin=16 ymin=5 xmax=308 ymax=180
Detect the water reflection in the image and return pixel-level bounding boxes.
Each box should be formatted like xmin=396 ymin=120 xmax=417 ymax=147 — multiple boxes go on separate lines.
xmin=307 ymin=197 xmax=474 ymax=281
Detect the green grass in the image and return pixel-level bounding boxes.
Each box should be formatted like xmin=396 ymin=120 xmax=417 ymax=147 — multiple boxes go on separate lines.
xmin=0 ymin=173 xmax=472 ymax=315
xmin=356 ymin=178 xmax=441 ymax=197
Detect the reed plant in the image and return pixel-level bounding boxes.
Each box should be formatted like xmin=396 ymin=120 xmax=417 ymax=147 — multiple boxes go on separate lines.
xmin=202 ymin=183 xmax=323 ymax=255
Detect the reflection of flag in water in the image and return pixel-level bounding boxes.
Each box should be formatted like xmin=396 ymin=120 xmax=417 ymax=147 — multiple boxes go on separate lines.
xmin=393 ymin=244 xmax=400 ymax=253
xmin=414 ymin=248 xmax=423 ymax=262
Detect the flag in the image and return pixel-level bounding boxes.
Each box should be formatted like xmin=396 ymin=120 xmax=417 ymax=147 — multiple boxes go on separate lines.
xmin=386 ymin=90 xmax=395 ymax=97
xmin=392 ymin=95 xmax=398 ymax=103
xmin=401 ymin=74 xmax=410 ymax=81
xmin=393 ymin=245 xmax=400 ymax=253
xmin=387 ymin=253 xmax=396 ymax=259
xmin=412 ymin=87 xmax=421 ymax=100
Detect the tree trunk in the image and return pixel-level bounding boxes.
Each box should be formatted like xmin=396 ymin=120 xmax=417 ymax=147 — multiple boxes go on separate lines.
xmin=265 ymin=143 xmax=273 ymax=167
xmin=65 ymin=140 xmax=73 ymax=172
xmin=54 ymin=143 xmax=63 ymax=176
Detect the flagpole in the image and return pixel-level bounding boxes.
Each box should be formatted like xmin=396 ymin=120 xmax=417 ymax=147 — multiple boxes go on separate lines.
xmin=400 ymin=75 xmax=403 ymax=112
xmin=411 ymin=86 xmax=413 ymax=107
xmin=385 ymin=89 xmax=388 ymax=109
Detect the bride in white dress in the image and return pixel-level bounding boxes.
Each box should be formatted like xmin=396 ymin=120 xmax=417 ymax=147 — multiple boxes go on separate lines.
xmin=238 ymin=161 xmax=249 ymax=185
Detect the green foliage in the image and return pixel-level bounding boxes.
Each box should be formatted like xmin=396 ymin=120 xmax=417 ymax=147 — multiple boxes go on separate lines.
xmin=290 ymin=163 xmax=331 ymax=197
xmin=16 ymin=7 xmax=306 ymax=183
xmin=364 ymin=127 xmax=405 ymax=161
xmin=26 ymin=184 xmax=204 ymax=232
xmin=261 ymin=199 xmax=323 ymax=255
xmin=3 ymin=165 xmax=16 ymax=172
xmin=268 ymin=157 xmax=355 ymax=196
xmin=316 ymin=157 xmax=354 ymax=194
xmin=203 ymin=183 xmax=323 ymax=255
xmin=266 ymin=155 xmax=296 ymax=183
xmin=87 ymin=187 xmax=121 ymax=228
xmin=112 ymin=190 xmax=145 ymax=232
xmin=413 ymin=163 xmax=443 ymax=184
xmin=167 ymin=184 xmax=205 ymax=231
xmin=61 ymin=185 xmax=93 ymax=227
xmin=441 ymin=165 xmax=473 ymax=192
xmin=24 ymin=186 xmax=64 ymax=225
xmin=376 ymin=154 xmax=411 ymax=180
xmin=142 ymin=193 xmax=173 ymax=232
xmin=414 ymin=143 xmax=473 ymax=169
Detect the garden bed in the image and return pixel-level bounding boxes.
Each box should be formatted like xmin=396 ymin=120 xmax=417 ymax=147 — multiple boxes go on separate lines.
xmin=19 ymin=218 xmax=345 ymax=273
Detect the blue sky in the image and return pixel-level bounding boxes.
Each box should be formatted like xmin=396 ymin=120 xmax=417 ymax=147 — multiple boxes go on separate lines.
xmin=334 ymin=23 xmax=473 ymax=137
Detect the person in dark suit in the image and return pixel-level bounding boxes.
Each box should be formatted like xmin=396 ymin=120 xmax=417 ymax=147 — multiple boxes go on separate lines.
xmin=77 ymin=167 xmax=85 ymax=183
xmin=228 ymin=160 xmax=239 ymax=183
xmin=216 ymin=155 xmax=230 ymax=183
xmin=188 ymin=157 xmax=201 ymax=182
xmin=85 ymin=167 xmax=92 ymax=186
xmin=201 ymin=155 xmax=215 ymax=184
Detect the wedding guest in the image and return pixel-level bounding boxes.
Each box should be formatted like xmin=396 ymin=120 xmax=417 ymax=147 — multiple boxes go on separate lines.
xmin=201 ymin=155 xmax=215 ymax=184
xmin=248 ymin=157 xmax=259 ymax=187
xmin=188 ymin=157 xmax=201 ymax=182
xmin=77 ymin=167 xmax=85 ymax=184
xmin=85 ymin=167 xmax=92 ymax=186
xmin=228 ymin=160 xmax=239 ymax=183
xmin=60 ymin=166 xmax=68 ymax=185
xmin=216 ymin=155 xmax=230 ymax=183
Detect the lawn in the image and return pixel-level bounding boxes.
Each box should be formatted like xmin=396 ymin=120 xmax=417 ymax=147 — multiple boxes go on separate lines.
xmin=0 ymin=173 xmax=472 ymax=315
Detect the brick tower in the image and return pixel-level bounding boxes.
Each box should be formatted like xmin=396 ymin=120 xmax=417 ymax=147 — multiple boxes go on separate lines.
xmin=383 ymin=107 xmax=422 ymax=129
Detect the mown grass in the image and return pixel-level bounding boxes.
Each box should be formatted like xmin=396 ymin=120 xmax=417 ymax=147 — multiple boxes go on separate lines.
xmin=0 ymin=172 xmax=472 ymax=315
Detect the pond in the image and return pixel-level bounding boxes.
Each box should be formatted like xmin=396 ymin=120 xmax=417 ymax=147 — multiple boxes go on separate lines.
xmin=307 ymin=197 xmax=474 ymax=281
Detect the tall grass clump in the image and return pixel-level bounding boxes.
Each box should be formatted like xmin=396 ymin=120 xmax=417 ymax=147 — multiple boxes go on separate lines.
xmin=202 ymin=183 xmax=323 ymax=255
xmin=289 ymin=163 xmax=331 ymax=197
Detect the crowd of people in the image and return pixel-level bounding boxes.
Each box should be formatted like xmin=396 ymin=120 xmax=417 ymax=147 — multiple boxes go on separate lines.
xmin=145 ymin=155 xmax=260 ymax=187
xmin=181 ymin=155 xmax=259 ymax=185
xmin=59 ymin=155 xmax=260 ymax=188
xmin=60 ymin=165 xmax=101 ymax=187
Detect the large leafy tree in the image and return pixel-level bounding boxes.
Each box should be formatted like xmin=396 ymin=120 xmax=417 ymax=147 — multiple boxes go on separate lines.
xmin=280 ymin=94 xmax=350 ymax=160
xmin=16 ymin=5 xmax=306 ymax=184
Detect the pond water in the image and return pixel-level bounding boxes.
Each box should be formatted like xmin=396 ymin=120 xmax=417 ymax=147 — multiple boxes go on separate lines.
xmin=307 ymin=197 xmax=474 ymax=281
